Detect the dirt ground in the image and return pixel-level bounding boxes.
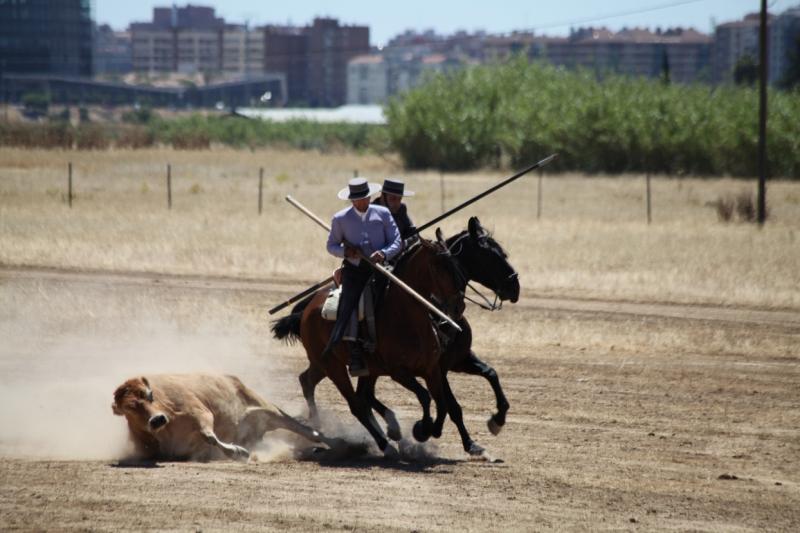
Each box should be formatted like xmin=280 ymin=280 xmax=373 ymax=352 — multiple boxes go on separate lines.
xmin=1 ymin=267 xmax=799 ymax=531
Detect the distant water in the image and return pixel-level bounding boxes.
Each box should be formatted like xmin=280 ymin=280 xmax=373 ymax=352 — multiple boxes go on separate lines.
xmin=237 ymin=105 xmax=386 ymax=124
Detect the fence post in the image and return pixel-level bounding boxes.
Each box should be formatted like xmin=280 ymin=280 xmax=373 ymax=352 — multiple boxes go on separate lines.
xmin=353 ymin=169 xmax=359 ymax=178
xmin=258 ymin=167 xmax=264 ymax=215
xmin=167 ymin=164 xmax=172 ymax=210
xmin=536 ymin=168 xmax=543 ymax=220
xmin=440 ymin=172 xmax=445 ymax=213
xmin=67 ymin=162 xmax=73 ymax=208
xmin=646 ymin=172 xmax=652 ymax=224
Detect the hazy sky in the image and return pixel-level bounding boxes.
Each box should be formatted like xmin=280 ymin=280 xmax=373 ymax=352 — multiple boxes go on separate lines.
xmin=96 ymin=0 xmax=794 ymax=45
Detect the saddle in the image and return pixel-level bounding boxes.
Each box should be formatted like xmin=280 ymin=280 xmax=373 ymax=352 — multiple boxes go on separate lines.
xmin=320 ymin=267 xmax=392 ymax=353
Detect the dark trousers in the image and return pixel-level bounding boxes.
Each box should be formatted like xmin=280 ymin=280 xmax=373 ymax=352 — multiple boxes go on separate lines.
xmin=324 ymin=260 xmax=372 ymax=354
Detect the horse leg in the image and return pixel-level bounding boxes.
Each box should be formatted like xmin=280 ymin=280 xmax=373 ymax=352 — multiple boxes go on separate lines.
xmin=386 ymin=372 xmax=434 ymax=443
xmin=357 ymin=376 xmax=402 ymax=442
xmin=440 ymin=374 xmax=495 ymax=460
xmin=424 ymin=367 xmax=449 ymax=440
xmin=298 ymin=365 xmax=325 ymax=426
xmin=328 ymin=364 xmax=398 ymax=459
xmin=452 ymin=350 xmax=510 ymax=436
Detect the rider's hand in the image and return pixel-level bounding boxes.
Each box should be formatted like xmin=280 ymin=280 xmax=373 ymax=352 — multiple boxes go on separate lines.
xmin=344 ymin=244 xmax=359 ymax=259
xmin=370 ymin=251 xmax=386 ymax=264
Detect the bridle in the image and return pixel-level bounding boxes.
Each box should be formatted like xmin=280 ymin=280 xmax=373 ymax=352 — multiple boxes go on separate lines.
xmin=446 ymin=232 xmax=518 ymax=312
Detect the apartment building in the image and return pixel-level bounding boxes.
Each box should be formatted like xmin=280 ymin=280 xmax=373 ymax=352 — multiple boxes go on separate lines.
xmin=536 ymin=27 xmax=712 ymax=83
xmin=131 ymin=5 xmax=265 ymax=77
xmin=0 ymin=0 xmax=93 ymax=76
xmin=306 ymin=18 xmax=370 ymax=107
xmin=347 ymin=52 xmax=464 ymax=104
xmin=769 ymin=7 xmax=800 ymax=84
xmin=347 ymin=55 xmax=387 ymax=104
xmin=712 ymin=13 xmax=764 ymax=83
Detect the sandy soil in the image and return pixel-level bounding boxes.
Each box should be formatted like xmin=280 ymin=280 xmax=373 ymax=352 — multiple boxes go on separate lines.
xmin=1 ymin=267 xmax=799 ymax=531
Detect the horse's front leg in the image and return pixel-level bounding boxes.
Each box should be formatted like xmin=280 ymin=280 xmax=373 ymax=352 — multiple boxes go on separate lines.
xmin=451 ymin=349 xmax=509 ymax=435
xmin=386 ymin=371 xmax=434 ymax=442
xmin=357 ymin=376 xmax=402 ymax=442
xmin=440 ymin=373 xmax=497 ymax=461
xmin=328 ymin=363 xmax=398 ymax=459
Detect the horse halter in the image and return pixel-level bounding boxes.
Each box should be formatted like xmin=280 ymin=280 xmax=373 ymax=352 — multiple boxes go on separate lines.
xmin=447 ymin=232 xmax=517 ymax=312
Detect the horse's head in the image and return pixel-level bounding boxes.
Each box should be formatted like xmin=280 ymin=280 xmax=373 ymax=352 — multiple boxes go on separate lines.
xmin=444 ymin=217 xmax=520 ymax=303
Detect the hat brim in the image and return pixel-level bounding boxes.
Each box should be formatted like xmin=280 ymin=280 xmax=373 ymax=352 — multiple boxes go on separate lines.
xmin=383 ymin=189 xmax=415 ymax=197
xmin=337 ymin=182 xmax=382 ymax=200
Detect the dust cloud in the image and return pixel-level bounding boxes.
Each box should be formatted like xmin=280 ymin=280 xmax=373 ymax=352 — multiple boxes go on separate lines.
xmin=0 ymin=278 xmax=294 ymax=461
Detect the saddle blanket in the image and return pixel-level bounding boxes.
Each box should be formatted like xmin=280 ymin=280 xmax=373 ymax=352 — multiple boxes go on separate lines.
xmin=321 ymin=286 xmax=366 ymax=322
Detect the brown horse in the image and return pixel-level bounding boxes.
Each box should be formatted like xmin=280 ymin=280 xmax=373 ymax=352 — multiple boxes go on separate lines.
xmin=277 ymin=217 xmax=519 ymax=459
xmin=275 ymin=237 xmax=466 ymax=457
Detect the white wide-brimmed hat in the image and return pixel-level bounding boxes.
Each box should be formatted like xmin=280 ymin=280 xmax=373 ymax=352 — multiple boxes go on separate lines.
xmin=381 ymin=178 xmax=415 ymax=197
xmin=337 ymin=177 xmax=382 ymax=200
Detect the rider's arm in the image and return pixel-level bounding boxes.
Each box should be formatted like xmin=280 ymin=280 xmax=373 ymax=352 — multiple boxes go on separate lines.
xmin=326 ymin=214 xmax=345 ymax=258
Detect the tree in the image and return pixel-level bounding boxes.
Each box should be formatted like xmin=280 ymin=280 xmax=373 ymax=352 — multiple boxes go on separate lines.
xmin=733 ymin=54 xmax=759 ymax=86
xmin=660 ymin=47 xmax=671 ymax=85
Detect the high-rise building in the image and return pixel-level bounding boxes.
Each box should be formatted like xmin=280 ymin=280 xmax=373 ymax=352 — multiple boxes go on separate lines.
xmin=712 ymin=13 xmax=765 ymax=83
xmin=769 ymin=7 xmax=800 ymax=84
xmin=263 ymin=27 xmax=309 ymax=104
xmin=0 ymin=0 xmax=93 ymax=76
xmin=306 ymin=18 xmax=370 ymax=107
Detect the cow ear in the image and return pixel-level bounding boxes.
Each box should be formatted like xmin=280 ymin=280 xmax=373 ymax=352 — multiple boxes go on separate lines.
xmin=112 ymin=403 xmax=123 ymax=416
xmin=141 ymin=376 xmax=150 ymax=388
xmin=468 ymin=217 xmax=481 ymax=240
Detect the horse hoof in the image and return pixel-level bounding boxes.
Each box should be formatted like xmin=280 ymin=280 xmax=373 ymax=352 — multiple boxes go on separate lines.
xmin=382 ymin=443 xmax=400 ymax=460
xmin=412 ymin=420 xmax=430 ymax=442
xmin=467 ymin=442 xmax=486 ymax=456
xmin=467 ymin=443 xmax=502 ymax=463
xmin=487 ymin=416 xmax=503 ymax=436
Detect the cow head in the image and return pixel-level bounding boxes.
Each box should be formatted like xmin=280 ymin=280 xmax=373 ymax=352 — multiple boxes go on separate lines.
xmin=112 ymin=376 xmax=169 ymax=432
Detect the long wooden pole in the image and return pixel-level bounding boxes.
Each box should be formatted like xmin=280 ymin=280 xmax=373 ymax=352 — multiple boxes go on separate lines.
xmin=271 ymin=156 xmax=557 ymax=314
xmin=285 ymin=195 xmax=462 ymax=332
xmin=416 ymin=153 xmax=557 ymax=233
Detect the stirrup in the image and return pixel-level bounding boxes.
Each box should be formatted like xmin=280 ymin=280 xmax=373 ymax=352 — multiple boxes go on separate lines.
xmin=348 ymin=343 xmax=369 ymax=377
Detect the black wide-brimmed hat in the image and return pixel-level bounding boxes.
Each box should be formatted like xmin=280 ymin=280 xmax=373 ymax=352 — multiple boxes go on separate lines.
xmin=381 ymin=178 xmax=415 ymax=197
xmin=337 ymin=177 xmax=382 ymax=200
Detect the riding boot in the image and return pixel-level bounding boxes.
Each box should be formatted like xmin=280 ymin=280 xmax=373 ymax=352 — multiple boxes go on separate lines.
xmin=347 ymin=341 xmax=369 ymax=377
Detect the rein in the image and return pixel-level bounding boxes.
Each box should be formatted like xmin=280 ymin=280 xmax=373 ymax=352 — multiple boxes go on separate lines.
xmin=447 ymin=232 xmax=516 ymax=312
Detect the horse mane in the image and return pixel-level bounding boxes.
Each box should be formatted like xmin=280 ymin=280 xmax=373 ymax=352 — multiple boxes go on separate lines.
xmin=446 ymin=229 xmax=509 ymax=259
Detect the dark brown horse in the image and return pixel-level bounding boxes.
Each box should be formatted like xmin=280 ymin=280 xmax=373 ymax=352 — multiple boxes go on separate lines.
xmin=273 ymin=237 xmax=466 ymax=457
xmin=274 ymin=217 xmax=519 ymax=459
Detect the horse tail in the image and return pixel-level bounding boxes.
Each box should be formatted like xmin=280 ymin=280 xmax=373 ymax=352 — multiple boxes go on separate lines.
xmin=270 ymin=294 xmax=314 ymax=343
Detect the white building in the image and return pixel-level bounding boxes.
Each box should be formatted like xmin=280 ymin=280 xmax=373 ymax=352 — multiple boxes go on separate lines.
xmin=347 ymin=53 xmax=464 ymax=104
xmin=347 ymin=54 xmax=388 ymax=104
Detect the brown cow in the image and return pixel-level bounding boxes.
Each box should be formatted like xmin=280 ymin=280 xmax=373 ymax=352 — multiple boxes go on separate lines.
xmin=112 ymin=373 xmax=339 ymax=461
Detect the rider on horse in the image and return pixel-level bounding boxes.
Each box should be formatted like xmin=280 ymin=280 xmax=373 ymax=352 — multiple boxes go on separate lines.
xmin=372 ymin=178 xmax=417 ymax=242
xmin=323 ymin=178 xmax=402 ymax=377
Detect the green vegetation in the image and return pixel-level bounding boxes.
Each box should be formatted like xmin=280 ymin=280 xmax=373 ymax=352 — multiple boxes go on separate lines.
xmin=4 ymin=60 xmax=799 ymax=177
xmin=385 ymin=58 xmax=800 ymax=177
xmin=0 ymin=115 xmax=389 ymax=153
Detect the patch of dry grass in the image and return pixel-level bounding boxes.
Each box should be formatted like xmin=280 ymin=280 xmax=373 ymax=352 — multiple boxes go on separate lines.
xmin=1 ymin=148 xmax=799 ymax=308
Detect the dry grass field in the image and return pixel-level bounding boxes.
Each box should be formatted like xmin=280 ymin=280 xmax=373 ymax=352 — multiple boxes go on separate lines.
xmin=1 ymin=148 xmax=799 ymax=531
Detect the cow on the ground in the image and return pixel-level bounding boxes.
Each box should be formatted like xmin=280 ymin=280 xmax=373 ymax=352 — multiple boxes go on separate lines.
xmin=112 ymin=373 xmax=337 ymax=461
